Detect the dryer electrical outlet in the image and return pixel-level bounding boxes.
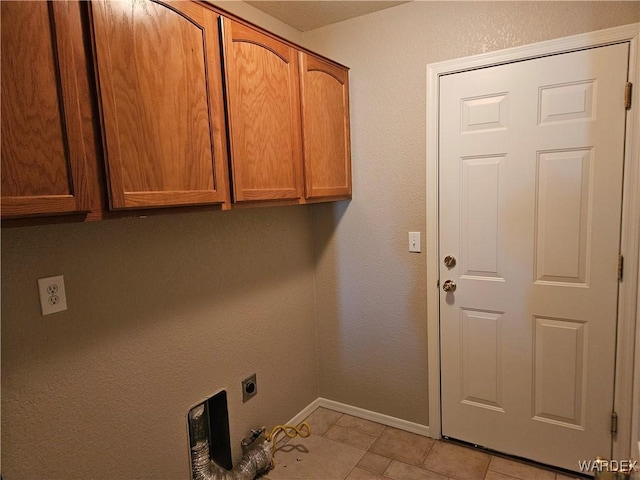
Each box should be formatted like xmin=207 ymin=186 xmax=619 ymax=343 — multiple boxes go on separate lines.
xmin=242 ymin=374 xmax=257 ymax=402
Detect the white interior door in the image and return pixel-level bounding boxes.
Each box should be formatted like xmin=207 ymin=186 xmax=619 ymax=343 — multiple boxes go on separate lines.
xmin=439 ymin=43 xmax=629 ymax=471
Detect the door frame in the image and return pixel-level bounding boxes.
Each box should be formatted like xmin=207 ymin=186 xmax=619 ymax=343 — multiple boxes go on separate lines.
xmin=426 ymin=23 xmax=640 ymax=462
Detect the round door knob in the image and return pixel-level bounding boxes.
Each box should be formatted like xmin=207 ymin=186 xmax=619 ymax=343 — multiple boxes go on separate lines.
xmin=442 ymin=280 xmax=457 ymax=292
xmin=444 ymin=255 xmax=456 ymax=268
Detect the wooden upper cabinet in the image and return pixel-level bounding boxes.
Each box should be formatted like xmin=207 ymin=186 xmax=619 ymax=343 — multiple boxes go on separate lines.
xmin=299 ymin=53 xmax=352 ymax=200
xmin=222 ymin=18 xmax=304 ymax=202
xmin=1 ymin=1 xmax=92 ymax=218
xmin=90 ymin=0 xmax=229 ymax=209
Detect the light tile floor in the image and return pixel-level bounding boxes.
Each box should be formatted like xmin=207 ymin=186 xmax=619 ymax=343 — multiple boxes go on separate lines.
xmin=263 ymin=407 xmax=585 ymax=480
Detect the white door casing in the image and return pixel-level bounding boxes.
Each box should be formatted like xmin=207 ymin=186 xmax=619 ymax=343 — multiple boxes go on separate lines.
xmin=427 ymin=25 xmax=638 ymax=469
xmin=439 ymin=43 xmax=627 ymax=470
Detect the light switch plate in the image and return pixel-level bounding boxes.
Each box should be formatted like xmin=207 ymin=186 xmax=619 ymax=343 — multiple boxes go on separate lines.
xmin=38 ymin=275 xmax=68 ymax=315
xmin=409 ymin=232 xmax=421 ymax=253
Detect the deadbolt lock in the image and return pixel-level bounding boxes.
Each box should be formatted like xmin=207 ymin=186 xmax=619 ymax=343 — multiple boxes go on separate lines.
xmin=444 ymin=255 xmax=456 ymax=268
xmin=442 ymin=280 xmax=457 ymax=292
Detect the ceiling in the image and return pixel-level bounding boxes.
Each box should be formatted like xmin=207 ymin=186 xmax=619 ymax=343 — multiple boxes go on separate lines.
xmin=245 ymin=1 xmax=411 ymax=32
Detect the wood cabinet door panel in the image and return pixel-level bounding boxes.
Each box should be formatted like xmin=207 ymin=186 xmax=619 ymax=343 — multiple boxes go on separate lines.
xmin=300 ymin=53 xmax=351 ymax=199
xmin=1 ymin=1 xmax=91 ymax=217
xmin=91 ymin=0 xmax=228 ymax=209
xmin=223 ymin=18 xmax=303 ymax=202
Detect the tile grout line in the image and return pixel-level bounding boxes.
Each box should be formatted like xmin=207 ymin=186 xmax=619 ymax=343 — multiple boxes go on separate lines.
xmin=337 ymin=413 xmax=388 ymax=438
xmin=419 ymin=438 xmax=436 ymax=468
xmin=304 ymin=408 xmax=569 ymax=480
xmin=418 ymin=441 xmax=453 ymax=479
xmin=336 ymin=415 xmax=387 ymax=479
xmin=482 ymin=455 xmax=492 ymax=480
xmin=320 ymin=410 xmax=358 ymax=480
xmin=341 ymin=447 xmax=368 ymax=480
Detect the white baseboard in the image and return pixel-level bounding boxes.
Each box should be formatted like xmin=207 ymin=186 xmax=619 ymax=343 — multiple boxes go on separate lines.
xmin=287 ymin=397 xmax=431 ymax=438
xmin=286 ymin=397 xmax=324 ymax=427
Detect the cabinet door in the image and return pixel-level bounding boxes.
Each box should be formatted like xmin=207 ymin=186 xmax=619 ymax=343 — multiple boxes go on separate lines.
xmin=222 ymin=18 xmax=304 ymax=202
xmin=1 ymin=1 xmax=91 ymax=218
xmin=90 ymin=0 xmax=229 ymax=209
xmin=299 ymin=53 xmax=352 ymax=199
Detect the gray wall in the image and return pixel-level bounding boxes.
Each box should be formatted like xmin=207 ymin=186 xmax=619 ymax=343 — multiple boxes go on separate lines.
xmin=2 ymin=1 xmax=639 ymax=478
xmin=1 ymin=208 xmax=318 ymax=479
xmin=304 ymin=1 xmax=640 ymax=426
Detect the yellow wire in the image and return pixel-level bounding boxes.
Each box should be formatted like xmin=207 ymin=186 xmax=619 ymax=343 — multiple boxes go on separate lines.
xmin=265 ymin=421 xmax=312 ymax=456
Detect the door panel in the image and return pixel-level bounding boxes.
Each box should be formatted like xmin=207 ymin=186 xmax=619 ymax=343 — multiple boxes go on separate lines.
xmin=533 ymin=316 xmax=587 ymax=428
xmin=460 ymin=308 xmax=505 ymax=411
xmin=439 ymin=43 xmax=629 ymax=471
xmin=535 ymin=149 xmax=591 ymax=285
xmin=460 ymin=155 xmax=506 ymax=280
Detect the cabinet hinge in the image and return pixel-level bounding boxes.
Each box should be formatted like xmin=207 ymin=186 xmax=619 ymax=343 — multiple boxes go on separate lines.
xmin=618 ymin=254 xmax=624 ymax=282
xmin=611 ymin=411 xmax=618 ymax=436
xmin=625 ymin=82 xmax=632 ymax=110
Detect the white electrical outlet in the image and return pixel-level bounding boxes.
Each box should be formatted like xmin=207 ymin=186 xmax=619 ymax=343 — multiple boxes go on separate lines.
xmin=37 ymin=275 xmax=68 ymax=315
xmin=409 ymin=232 xmax=421 ymax=253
